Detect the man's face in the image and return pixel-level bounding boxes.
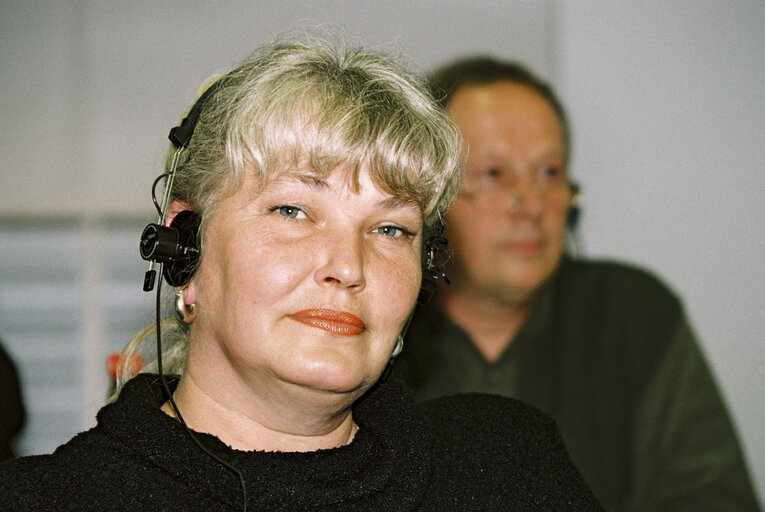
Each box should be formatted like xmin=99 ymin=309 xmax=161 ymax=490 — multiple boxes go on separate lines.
xmin=444 ymin=81 xmax=572 ymax=305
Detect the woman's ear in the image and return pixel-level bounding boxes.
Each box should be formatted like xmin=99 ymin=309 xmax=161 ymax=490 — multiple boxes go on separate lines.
xmin=184 ymin=276 xmax=199 ymax=310
xmin=165 ymin=200 xmax=193 ymax=227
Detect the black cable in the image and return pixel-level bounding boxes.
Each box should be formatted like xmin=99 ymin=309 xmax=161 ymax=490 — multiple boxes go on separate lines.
xmin=154 ymin=269 xmax=248 ymax=511
xmin=151 ymin=173 xmax=170 ymax=217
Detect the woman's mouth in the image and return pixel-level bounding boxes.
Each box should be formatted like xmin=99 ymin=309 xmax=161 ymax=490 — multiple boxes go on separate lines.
xmin=288 ymin=309 xmax=367 ymax=336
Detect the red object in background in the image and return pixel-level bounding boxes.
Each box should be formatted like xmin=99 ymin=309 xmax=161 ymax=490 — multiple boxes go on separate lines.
xmin=107 ymin=352 xmax=144 ymax=379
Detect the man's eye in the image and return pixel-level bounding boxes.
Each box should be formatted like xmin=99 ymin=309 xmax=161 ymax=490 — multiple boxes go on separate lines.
xmin=484 ymin=168 xmax=501 ymax=179
xmin=540 ymin=166 xmax=563 ymax=180
xmin=275 ymin=205 xmax=307 ymax=219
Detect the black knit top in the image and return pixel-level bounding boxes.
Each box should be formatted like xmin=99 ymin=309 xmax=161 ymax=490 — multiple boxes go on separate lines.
xmin=0 ymin=373 xmax=601 ymax=511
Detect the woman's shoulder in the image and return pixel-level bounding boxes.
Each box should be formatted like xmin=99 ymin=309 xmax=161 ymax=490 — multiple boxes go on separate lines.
xmin=0 ymin=452 xmax=70 ymax=494
xmin=0 ymin=427 xmax=125 ymax=508
xmin=0 ymin=416 xmax=180 ymax=510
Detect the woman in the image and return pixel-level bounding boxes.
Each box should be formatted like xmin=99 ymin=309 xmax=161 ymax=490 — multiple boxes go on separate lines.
xmin=0 ymin=37 xmax=602 ymax=510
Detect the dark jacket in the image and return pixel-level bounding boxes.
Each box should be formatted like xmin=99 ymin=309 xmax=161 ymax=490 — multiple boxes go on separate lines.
xmin=396 ymin=258 xmax=760 ymax=511
xmin=0 ymin=372 xmax=601 ymax=511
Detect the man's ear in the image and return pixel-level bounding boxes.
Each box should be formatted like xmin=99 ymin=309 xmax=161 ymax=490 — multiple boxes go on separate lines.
xmin=165 ymin=200 xmax=193 ymax=227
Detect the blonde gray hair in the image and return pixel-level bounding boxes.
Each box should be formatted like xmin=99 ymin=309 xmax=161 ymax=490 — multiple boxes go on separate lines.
xmin=114 ymin=36 xmax=462 ymax=397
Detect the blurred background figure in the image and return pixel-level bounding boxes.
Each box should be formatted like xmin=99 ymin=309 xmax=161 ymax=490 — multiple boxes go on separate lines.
xmin=0 ymin=339 xmax=25 ymax=462
xmin=395 ymin=56 xmax=760 ymax=511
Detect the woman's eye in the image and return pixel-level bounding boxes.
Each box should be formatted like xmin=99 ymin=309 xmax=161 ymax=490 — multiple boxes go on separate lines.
xmin=374 ymin=225 xmax=411 ymax=238
xmin=275 ymin=205 xmax=307 ymax=219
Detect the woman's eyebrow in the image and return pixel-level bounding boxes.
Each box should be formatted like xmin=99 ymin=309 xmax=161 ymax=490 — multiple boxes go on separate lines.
xmin=264 ymin=172 xmax=329 ymax=193
xmin=267 ymin=173 xmax=420 ymax=212
xmin=378 ymin=195 xmax=421 ymax=213
xmin=292 ymin=173 xmax=329 ymax=189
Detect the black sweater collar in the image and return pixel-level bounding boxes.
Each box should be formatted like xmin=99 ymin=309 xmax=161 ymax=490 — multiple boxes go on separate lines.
xmin=98 ymin=373 xmax=431 ymax=510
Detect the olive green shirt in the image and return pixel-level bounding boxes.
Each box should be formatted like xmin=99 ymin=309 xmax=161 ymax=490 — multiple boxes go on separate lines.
xmin=396 ymin=258 xmax=760 ymax=511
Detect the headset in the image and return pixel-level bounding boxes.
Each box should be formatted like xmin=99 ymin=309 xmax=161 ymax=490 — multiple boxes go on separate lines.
xmin=139 ymin=209 xmax=200 ymax=290
xmin=138 ymin=77 xmax=228 ymax=293
xmin=419 ymin=231 xmax=450 ymax=304
xmin=567 ymin=182 xmax=581 ymax=230
xmin=565 ymin=181 xmax=583 ymax=256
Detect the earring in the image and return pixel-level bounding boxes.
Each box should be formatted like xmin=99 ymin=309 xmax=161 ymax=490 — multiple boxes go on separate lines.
xmin=390 ymin=335 xmax=404 ymax=358
xmin=175 ymin=288 xmax=196 ymax=324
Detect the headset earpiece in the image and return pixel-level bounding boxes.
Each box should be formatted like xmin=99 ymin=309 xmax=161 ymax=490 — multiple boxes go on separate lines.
xmin=418 ymin=230 xmax=450 ymax=305
xmin=567 ymin=205 xmax=581 ymax=230
xmin=567 ymin=181 xmax=581 ymax=230
xmin=139 ymin=210 xmax=201 ymax=287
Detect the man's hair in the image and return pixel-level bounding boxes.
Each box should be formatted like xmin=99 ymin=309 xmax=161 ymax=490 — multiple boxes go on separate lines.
xmin=428 ymin=56 xmax=570 ymax=157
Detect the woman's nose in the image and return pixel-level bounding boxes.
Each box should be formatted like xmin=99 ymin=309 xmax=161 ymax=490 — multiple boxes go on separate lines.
xmin=313 ymin=231 xmax=366 ymax=291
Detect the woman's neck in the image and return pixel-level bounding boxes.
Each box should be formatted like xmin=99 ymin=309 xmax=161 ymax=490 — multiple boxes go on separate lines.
xmin=163 ymin=368 xmax=359 ymax=453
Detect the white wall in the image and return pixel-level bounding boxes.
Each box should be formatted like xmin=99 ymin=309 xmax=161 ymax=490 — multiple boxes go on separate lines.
xmin=0 ymin=0 xmax=762 ymax=500
xmin=0 ymin=0 xmax=550 ymax=217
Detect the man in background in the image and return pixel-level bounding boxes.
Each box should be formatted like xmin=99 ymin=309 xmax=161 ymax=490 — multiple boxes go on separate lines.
xmin=395 ymin=56 xmax=760 ymax=511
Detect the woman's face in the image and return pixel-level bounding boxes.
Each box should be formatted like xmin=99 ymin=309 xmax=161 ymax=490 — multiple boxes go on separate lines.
xmin=183 ymin=164 xmax=423 ymax=401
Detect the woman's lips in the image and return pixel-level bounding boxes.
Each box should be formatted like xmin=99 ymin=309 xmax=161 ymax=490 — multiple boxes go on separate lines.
xmin=288 ymin=309 xmax=367 ymax=336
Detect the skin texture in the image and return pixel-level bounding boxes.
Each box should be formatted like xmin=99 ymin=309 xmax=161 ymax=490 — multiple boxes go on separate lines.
xmin=165 ymin=164 xmax=423 ymax=452
xmin=441 ymin=81 xmax=572 ymax=361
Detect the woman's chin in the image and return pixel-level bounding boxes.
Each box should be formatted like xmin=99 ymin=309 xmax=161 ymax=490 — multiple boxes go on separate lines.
xmin=280 ymin=357 xmax=381 ymax=396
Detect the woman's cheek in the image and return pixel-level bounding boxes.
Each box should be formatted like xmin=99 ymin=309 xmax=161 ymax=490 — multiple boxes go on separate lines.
xmin=373 ymin=252 xmax=421 ymax=316
xmin=237 ymin=241 xmax=315 ymax=297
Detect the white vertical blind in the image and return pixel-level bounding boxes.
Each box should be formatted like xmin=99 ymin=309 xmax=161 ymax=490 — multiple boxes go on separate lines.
xmin=0 ymin=218 xmax=154 ymax=456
